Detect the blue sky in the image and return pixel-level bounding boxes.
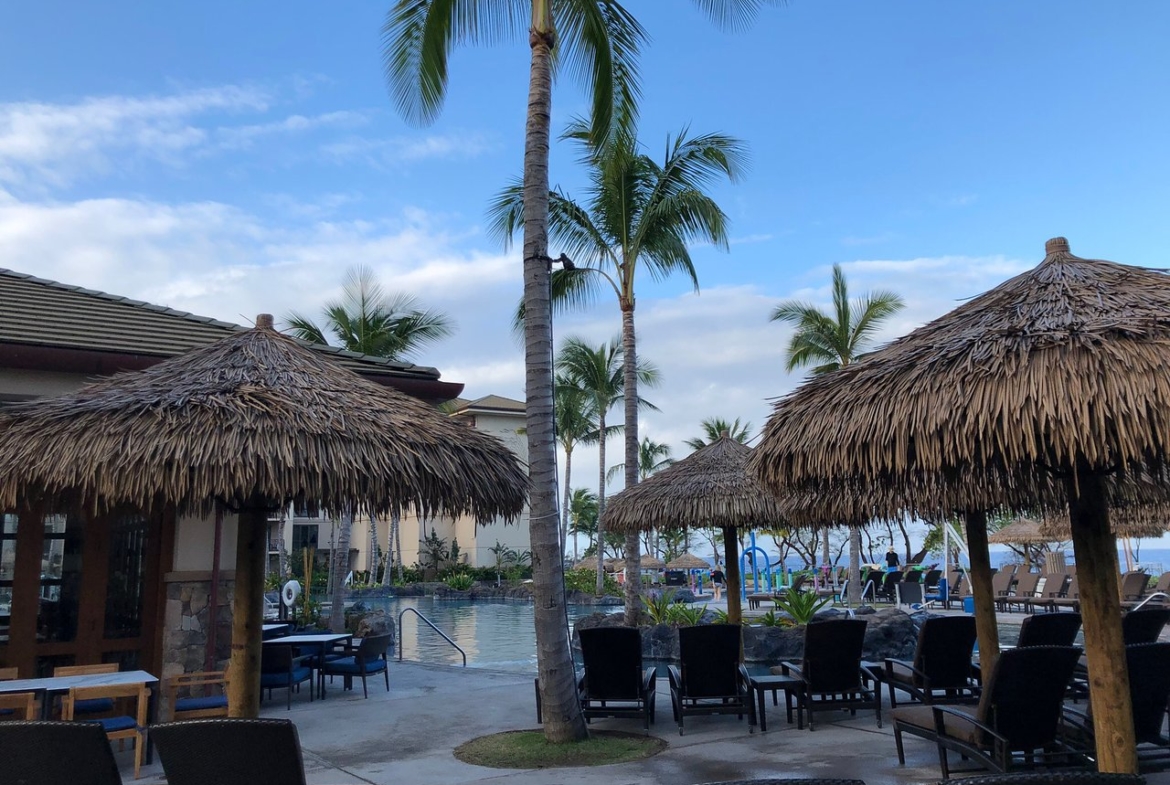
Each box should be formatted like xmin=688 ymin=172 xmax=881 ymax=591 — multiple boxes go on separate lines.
xmin=2 ymin=1 xmax=1170 ymax=541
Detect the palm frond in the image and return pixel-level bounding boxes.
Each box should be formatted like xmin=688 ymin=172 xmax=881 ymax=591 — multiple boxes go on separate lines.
xmin=691 ymin=0 xmax=787 ymax=33
xmin=284 ymin=313 xmax=329 ymax=346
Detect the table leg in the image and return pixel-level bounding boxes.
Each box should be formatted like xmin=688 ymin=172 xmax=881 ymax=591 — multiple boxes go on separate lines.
xmin=146 ymin=682 xmax=158 ymax=764
xmin=756 ymin=687 xmax=768 ymax=732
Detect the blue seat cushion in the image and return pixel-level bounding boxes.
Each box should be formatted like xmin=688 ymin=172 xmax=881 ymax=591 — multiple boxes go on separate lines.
xmin=261 ymin=666 xmax=311 ymax=688
xmin=0 ymin=708 xmax=12 ymax=716
xmin=323 ymin=656 xmax=386 ymax=675
xmin=175 ymin=695 xmax=228 ymax=712
xmin=95 ymin=715 xmax=138 ymax=732
xmin=74 ymin=697 xmax=116 ymax=714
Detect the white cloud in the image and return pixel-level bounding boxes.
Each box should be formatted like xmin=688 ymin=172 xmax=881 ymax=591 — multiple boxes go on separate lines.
xmin=215 ymin=111 xmax=366 ymax=150
xmin=320 ymin=132 xmax=494 ymax=167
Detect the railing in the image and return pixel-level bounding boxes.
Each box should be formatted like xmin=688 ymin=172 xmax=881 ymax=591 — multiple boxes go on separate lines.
xmin=397 ymin=607 xmax=467 ymax=667
xmin=1131 ymin=592 xmax=1168 ymax=611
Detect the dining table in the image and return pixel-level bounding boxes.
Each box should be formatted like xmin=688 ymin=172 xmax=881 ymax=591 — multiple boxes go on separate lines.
xmin=262 ymin=632 xmax=353 ymax=697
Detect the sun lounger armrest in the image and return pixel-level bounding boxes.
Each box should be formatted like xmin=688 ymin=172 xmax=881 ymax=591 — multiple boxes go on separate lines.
xmin=737 ymin=664 xmax=752 ymax=695
xmin=933 ymin=705 xmax=1010 ymax=750
xmin=641 ymin=668 xmax=655 ymax=697
xmin=882 ymin=658 xmax=924 ymax=681
xmin=778 ymin=661 xmax=802 ymax=678
xmin=667 ymin=665 xmax=682 ymax=694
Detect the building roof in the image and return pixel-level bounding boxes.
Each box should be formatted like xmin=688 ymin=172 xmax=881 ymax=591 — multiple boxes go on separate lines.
xmin=0 ymin=268 xmax=462 ymax=402
xmin=448 ymin=394 xmax=526 ymax=415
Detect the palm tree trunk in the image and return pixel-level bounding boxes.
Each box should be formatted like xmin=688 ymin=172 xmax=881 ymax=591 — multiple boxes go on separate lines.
xmin=381 ymin=512 xmax=396 ymax=587
xmin=277 ymin=512 xmax=288 ymax=579
xmin=847 ymin=525 xmax=862 ymax=604
xmin=522 ymin=1 xmax=586 ymax=743
xmin=394 ymin=514 xmax=404 ymax=582
xmin=620 ymin=301 xmax=641 ymax=626
xmin=562 ymin=446 xmax=573 ymax=562
xmin=595 ymin=411 xmax=607 ymax=594
xmin=368 ymin=514 xmax=379 ymax=575
xmin=329 ymin=508 xmax=353 ymax=633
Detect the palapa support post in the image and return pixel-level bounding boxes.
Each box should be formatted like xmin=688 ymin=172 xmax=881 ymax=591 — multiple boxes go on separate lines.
xmin=723 ymin=525 xmax=742 ymax=628
xmin=228 ymin=507 xmax=268 ymax=718
xmin=963 ymin=510 xmax=999 ymax=675
xmin=1067 ymin=469 xmax=1137 ymax=774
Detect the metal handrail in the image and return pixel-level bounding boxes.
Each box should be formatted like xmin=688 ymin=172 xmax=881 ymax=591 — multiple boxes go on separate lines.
xmin=397 ymin=607 xmax=467 ymax=667
xmin=1131 ymin=591 xmax=1169 ymax=611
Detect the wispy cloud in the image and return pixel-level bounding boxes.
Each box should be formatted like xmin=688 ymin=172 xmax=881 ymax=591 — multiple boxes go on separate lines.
xmin=321 ymin=132 xmax=494 ymax=167
xmin=841 ymin=230 xmax=897 ymax=247
xmin=215 ymin=110 xmax=366 ymax=150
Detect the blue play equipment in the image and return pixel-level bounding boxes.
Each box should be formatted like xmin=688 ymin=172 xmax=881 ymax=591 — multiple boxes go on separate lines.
xmin=738 ymin=532 xmax=774 ymax=599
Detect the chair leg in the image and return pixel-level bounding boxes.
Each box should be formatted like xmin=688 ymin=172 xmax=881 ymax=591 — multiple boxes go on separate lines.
xmin=895 ymin=726 xmax=906 ymax=764
xmin=383 ymin=666 xmax=390 ymax=692
xmin=361 ymin=673 xmax=368 ymax=699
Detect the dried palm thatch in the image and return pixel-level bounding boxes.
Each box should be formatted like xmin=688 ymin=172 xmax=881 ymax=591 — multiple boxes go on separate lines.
xmin=988 ymin=518 xmax=1048 ymax=545
xmin=0 ymin=315 xmax=527 ymax=521
xmin=1039 ymin=513 xmax=1168 ymax=541
xmin=752 ymin=238 xmax=1170 ymax=513
xmin=639 ymin=555 xmax=665 ymax=569
xmin=666 ymin=553 xmax=711 ymax=570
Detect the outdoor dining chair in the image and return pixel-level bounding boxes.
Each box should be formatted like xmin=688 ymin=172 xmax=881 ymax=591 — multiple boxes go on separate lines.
xmin=167 ymin=670 xmax=229 ymax=720
xmin=151 ymin=718 xmax=307 ymax=785
xmin=0 ymin=720 xmax=123 ymax=785
xmin=317 ymin=633 xmax=391 ymax=699
xmin=577 ymin=626 xmax=656 ymax=729
xmin=260 ymin=644 xmax=313 ymax=709
xmin=54 ymin=662 xmax=119 ymax=716
xmin=0 ymin=689 xmax=38 ymax=720
xmin=875 ymin=615 xmax=979 ymax=707
xmin=776 ymin=618 xmax=880 ymax=730
xmin=62 ymin=681 xmax=150 ymax=779
xmin=668 ymin=624 xmax=753 ymax=736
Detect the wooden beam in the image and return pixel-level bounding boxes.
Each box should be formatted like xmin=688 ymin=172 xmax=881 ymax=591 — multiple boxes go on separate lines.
xmin=723 ymin=526 xmax=742 ymax=627
xmin=227 ymin=508 xmax=266 ymax=718
xmin=964 ymin=510 xmax=1000 ymax=676
xmin=1067 ymin=469 xmax=1137 ymax=774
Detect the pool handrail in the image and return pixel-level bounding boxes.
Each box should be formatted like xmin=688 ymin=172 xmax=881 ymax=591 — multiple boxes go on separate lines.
xmin=397 ymin=607 xmax=467 ymax=667
xmin=1131 ymin=591 xmax=1169 ymax=612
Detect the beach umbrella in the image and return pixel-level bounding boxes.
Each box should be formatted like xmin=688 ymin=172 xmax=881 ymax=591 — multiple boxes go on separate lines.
xmin=987 ymin=518 xmax=1049 ymax=546
xmin=0 ymin=314 xmax=527 ymax=717
xmin=639 ymin=555 xmax=666 ymax=570
xmin=602 ymin=432 xmax=787 ymax=625
xmin=752 ymin=238 xmax=1170 ymax=773
xmin=666 ymin=553 xmax=711 ymax=570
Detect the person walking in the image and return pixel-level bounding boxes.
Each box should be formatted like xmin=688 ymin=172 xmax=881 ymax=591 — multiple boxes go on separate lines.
xmin=710 ymin=564 xmax=725 ymax=601
xmin=885 ymin=546 xmax=900 ymax=572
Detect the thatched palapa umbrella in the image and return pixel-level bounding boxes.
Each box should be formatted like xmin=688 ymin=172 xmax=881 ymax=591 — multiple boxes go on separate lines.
xmin=0 ymin=315 xmax=527 ymax=717
xmin=603 ymin=433 xmax=786 ymax=626
xmin=666 ymin=553 xmax=710 ymax=570
xmin=752 ymin=238 xmax=1170 ymax=773
xmin=639 ymin=555 xmax=666 ymax=570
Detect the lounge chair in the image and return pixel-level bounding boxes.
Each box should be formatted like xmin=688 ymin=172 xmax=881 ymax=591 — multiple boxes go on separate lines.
xmin=260 ymin=644 xmax=313 ymax=709
xmin=1027 ymin=573 xmax=1070 ymax=612
xmin=167 ymin=670 xmax=228 ymax=721
xmin=945 ymin=572 xmax=971 ymax=611
xmin=942 ymin=774 xmax=1144 ymax=785
xmin=317 ymin=633 xmax=390 ymax=699
xmin=991 ymin=570 xmax=1017 ymax=607
xmin=1119 ymin=571 xmax=1151 ymax=604
xmin=151 ymin=718 xmax=307 ymax=785
xmin=1072 ymin=607 xmax=1170 ymax=698
xmin=776 ymin=618 xmax=880 ymax=730
xmin=891 ymin=645 xmax=1083 ymax=778
xmin=1122 ymin=571 xmax=1170 ymax=610
xmin=1063 ymin=642 xmax=1170 ymax=773
xmin=0 ymin=720 xmax=123 ymax=785
xmin=667 ymin=624 xmax=753 ymax=736
xmin=875 ymin=615 xmax=979 ymax=708
xmin=576 ymin=626 xmax=656 ymax=729
xmin=1015 ymin=612 xmax=1081 ymax=648
xmin=62 ymin=681 xmax=150 ymax=779
xmin=997 ymin=573 xmax=1040 ymax=613
xmin=1049 ymin=575 xmax=1081 ymax=612
xmin=876 ymin=571 xmax=904 ymax=603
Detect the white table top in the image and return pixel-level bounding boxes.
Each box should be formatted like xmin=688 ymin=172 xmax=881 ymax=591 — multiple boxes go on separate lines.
xmin=263 ymin=623 xmax=290 ymax=632
xmin=0 ymin=669 xmax=158 ymax=694
xmin=262 ymin=633 xmax=352 ymax=646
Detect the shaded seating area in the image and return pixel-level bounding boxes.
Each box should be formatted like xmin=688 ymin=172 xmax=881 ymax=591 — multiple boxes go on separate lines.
xmin=0 ymin=720 xmax=124 ymax=785
xmin=776 ymin=618 xmax=880 ymax=730
xmin=260 ymin=644 xmax=314 ymax=709
xmin=873 ymin=615 xmax=979 ymax=707
xmin=62 ymin=681 xmax=150 ymax=779
xmin=576 ymin=627 xmax=656 ymax=729
xmin=668 ymin=624 xmax=753 ymax=735
xmin=891 ymin=645 xmax=1083 ymax=779
xmin=152 ymin=718 xmax=308 ymax=785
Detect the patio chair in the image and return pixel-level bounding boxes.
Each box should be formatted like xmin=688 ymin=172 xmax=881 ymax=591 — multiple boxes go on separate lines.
xmin=1049 ymin=575 xmax=1081 ymax=612
xmin=54 ymin=662 xmax=119 ymax=716
xmin=576 ymin=626 xmax=656 ymax=729
xmin=1027 ymin=573 xmax=1070 ymax=612
xmin=1122 ymin=571 xmax=1170 ymax=610
xmin=317 ymin=633 xmax=391 ymax=699
xmin=1063 ymin=642 xmax=1170 ymax=773
xmin=0 ymin=690 xmax=38 ymax=720
xmin=997 ymin=573 xmax=1040 ymax=613
xmin=1119 ymin=571 xmax=1151 ymax=604
xmin=891 ymin=645 xmax=1083 ymax=779
xmin=875 ymin=571 xmax=904 ymax=603
xmin=944 ymin=572 xmax=971 ymax=610
xmin=62 ymin=681 xmax=149 ymax=779
xmin=167 ymin=670 xmax=228 ymax=720
xmin=1071 ymin=607 xmax=1170 ymax=697
xmin=875 ymin=615 xmax=979 ymax=708
xmin=1015 ymin=612 xmax=1081 ymax=648
xmin=935 ymin=774 xmax=1144 ymax=785
xmin=776 ymin=618 xmax=881 ymax=730
xmin=260 ymin=644 xmax=313 ymax=709
xmin=922 ymin=569 xmax=943 ymax=591
xmin=151 ymin=718 xmax=307 ymax=785
xmin=991 ymin=571 xmax=1017 ymax=606
xmin=0 ymin=720 xmax=123 ymax=785
xmin=667 ymin=624 xmax=753 ymax=736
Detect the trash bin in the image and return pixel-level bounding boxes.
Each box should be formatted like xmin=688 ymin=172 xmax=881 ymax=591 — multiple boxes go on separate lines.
xmin=963 ymin=596 xmax=975 ymax=613
xmin=664 ymin=570 xmax=686 ymax=586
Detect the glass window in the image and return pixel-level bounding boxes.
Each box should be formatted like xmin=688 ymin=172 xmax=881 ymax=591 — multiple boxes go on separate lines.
xmin=104 ymin=513 xmax=148 ymax=639
xmin=0 ymin=514 xmax=14 ymax=642
xmin=292 ymin=524 xmax=319 ymax=552
xmin=38 ymin=513 xmax=83 ymax=643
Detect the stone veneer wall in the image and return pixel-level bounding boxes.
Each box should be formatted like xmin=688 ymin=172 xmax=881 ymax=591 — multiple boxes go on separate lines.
xmin=161 ymin=578 xmax=234 ymax=716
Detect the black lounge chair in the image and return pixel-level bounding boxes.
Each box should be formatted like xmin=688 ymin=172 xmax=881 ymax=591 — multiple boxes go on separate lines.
xmin=876 ymin=571 xmax=904 ymax=603
xmin=933 ymin=774 xmax=1144 ymax=785
xmin=1072 ymin=607 xmax=1170 ymax=696
xmin=891 ymin=645 xmax=1083 ymax=778
xmin=699 ymin=780 xmax=866 ymax=785
xmin=260 ymin=644 xmax=313 ymax=709
xmin=667 ymin=624 xmax=753 ymax=736
xmin=1122 ymin=571 xmax=1170 ymax=610
xmin=576 ymin=626 xmax=656 ymax=729
xmin=1063 ymin=642 xmax=1170 ymax=773
xmin=0 ymin=720 xmax=122 ymax=785
xmin=151 ymin=718 xmax=307 ymax=785
xmin=317 ymin=632 xmax=391 ymax=699
xmin=876 ymin=615 xmax=979 ymax=707
xmin=997 ymin=573 xmax=1041 ymax=613
xmin=1015 ymin=612 xmax=1081 ymax=648
xmin=776 ymin=618 xmax=880 ymax=730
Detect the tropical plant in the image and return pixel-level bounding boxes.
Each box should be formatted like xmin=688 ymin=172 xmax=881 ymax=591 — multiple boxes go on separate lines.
xmin=385 ymin=0 xmax=781 ymax=744
xmin=684 ymin=416 xmax=753 ymax=450
xmin=606 ymin=436 xmax=673 ymax=483
xmin=554 ymin=378 xmax=600 ymax=562
xmin=772 ymin=591 xmax=832 ymax=625
xmin=644 ymin=590 xmax=677 ymax=624
xmin=666 ymin=603 xmax=707 ymax=626
xmin=757 ymin=609 xmax=790 ymax=628
xmin=445 ymin=572 xmax=475 ymax=591
xmin=771 ymin=265 xmax=906 ymax=603
xmin=711 ymin=608 xmax=729 ymax=624
xmin=418 ymin=527 xmax=451 ymax=572
xmin=563 ymin=567 xmax=620 ymax=597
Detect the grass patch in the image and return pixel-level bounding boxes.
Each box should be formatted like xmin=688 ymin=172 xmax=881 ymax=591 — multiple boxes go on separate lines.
xmin=454 ymin=729 xmax=667 ymax=769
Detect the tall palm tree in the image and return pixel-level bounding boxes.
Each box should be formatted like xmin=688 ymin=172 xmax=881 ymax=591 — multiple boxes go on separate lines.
xmin=384 ymin=0 xmax=780 ymax=742
xmin=284 ymin=266 xmax=454 ymax=626
xmin=555 ymin=336 xmax=659 ymax=592
xmin=491 ymin=122 xmax=745 ymax=624
xmin=606 ymin=436 xmax=673 ymax=482
xmin=567 ymin=486 xmax=600 ymax=556
xmin=770 ymin=263 xmax=905 ymax=603
xmin=684 ymin=416 xmax=753 ymax=450
xmin=554 ymin=378 xmax=600 ymax=562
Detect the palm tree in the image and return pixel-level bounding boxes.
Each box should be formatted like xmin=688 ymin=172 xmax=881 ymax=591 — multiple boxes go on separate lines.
xmin=491 ymin=122 xmax=745 ymax=624
xmin=384 ymin=0 xmax=780 ymax=743
xmin=555 ymin=336 xmax=659 ymax=592
xmin=284 ymin=265 xmax=454 ymax=614
xmin=606 ymin=436 xmax=673 ymax=482
xmin=684 ymin=416 xmax=753 ymax=450
xmin=554 ymin=378 xmax=600 ymax=563
xmin=567 ymin=487 xmax=600 ymax=555
xmin=770 ymin=263 xmax=905 ymax=603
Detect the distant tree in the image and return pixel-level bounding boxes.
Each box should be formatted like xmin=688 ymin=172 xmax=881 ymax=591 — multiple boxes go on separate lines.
xmin=684 ymin=417 xmax=753 ymax=450
xmin=554 ymin=379 xmax=602 ymax=563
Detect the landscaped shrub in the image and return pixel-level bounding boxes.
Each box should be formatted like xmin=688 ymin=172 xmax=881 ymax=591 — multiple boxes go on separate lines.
xmin=772 ymin=591 xmax=830 ymax=625
xmin=666 ymin=604 xmax=707 ymax=626
xmin=445 ymin=572 xmax=475 ymax=591
xmin=564 ymin=568 xmax=621 ymax=596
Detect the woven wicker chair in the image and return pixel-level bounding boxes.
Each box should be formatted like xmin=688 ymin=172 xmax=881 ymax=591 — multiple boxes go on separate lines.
xmin=151 ymin=718 xmax=307 ymax=785
xmin=776 ymin=618 xmax=880 ymax=730
xmin=935 ymin=774 xmax=1143 ymax=785
xmin=668 ymin=624 xmax=753 ymax=736
xmin=875 ymin=615 xmax=979 ymax=707
xmin=0 ymin=720 xmax=123 ymax=785
xmin=577 ymin=626 xmax=656 ymax=729
xmin=1015 ymin=613 xmax=1081 ymax=648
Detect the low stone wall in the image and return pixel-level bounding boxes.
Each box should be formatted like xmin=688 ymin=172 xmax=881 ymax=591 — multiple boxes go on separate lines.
xmin=347 ymin=582 xmax=623 ymax=606
xmin=573 ymin=606 xmax=923 ymax=664
xmin=161 ymin=577 xmax=234 ymax=717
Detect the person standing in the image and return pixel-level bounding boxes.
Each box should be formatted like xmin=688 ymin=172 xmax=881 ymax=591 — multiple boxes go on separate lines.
xmin=710 ymin=564 xmax=725 ymax=601
xmin=885 ymin=546 xmax=900 ymax=571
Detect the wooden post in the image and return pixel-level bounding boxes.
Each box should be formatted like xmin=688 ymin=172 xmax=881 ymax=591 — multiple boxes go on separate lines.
xmin=723 ymin=526 xmax=742 ymax=626
xmin=963 ymin=510 xmax=1000 ymax=676
xmin=1067 ymin=469 xmax=1137 ymax=774
xmin=228 ymin=508 xmax=267 ymax=718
